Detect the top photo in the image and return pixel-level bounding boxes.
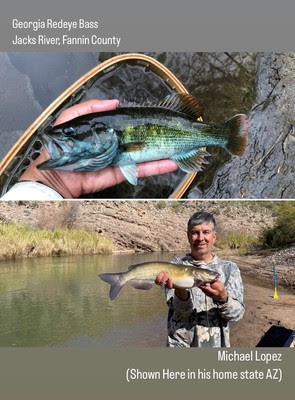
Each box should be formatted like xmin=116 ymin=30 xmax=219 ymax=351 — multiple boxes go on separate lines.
xmin=0 ymin=52 xmax=294 ymax=200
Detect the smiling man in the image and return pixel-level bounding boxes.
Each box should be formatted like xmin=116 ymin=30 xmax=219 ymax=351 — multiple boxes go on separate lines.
xmin=155 ymin=211 xmax=245 ymax=347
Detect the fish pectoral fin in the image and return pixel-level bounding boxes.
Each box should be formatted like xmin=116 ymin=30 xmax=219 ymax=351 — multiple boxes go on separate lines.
xmin=172 ymin=149 xmax=210 ymax=173
xmin=121 ymin=141 xmax=146 ymax=152
xmin=128 ymin=279 xmax=154 ymax=290
xmin=118 ymin=164 xmax=138 ymax=185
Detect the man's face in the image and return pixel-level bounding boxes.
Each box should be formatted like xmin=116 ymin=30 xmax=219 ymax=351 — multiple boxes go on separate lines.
xmin=187 ymin=222 xmax=216 ymax=260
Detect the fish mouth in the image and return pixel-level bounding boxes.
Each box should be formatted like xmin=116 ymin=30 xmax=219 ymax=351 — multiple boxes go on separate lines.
xmin=42 ymin=133 xmax=66 ymax=158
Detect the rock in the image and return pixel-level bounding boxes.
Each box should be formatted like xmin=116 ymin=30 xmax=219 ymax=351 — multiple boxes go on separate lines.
xmin=202 ymin=53 xmax=295 ymax=199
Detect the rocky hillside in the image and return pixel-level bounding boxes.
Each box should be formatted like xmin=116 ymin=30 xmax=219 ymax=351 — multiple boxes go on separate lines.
xmin=0 ymin=200 xmax=275 ymax=252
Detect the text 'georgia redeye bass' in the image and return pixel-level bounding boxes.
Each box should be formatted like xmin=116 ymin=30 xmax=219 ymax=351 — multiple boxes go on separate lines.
xmin=38 ymin=94 xmax=249 ymax=185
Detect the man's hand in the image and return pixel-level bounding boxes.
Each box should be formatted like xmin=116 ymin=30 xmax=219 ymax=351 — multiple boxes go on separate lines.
xmin=20 ymin=99 xmax=178 ymax=198
xmin=199 ymin=278 xmax=228 ymax=302
xmin=155 ymin=272 xmax=174 ymax=289
xmin=155 ymin=272 xmax=189 ymax=301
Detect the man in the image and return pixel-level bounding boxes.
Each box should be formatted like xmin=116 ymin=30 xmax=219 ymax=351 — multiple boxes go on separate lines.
xmin=155 ymin=211 xmax=244 ymax=347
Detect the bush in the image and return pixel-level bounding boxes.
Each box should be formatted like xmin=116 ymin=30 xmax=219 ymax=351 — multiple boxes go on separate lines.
xmin=216 ymin=232 xmax=258 ymax=253
xmin=170 ymin=201 xmax=183 ymax=214
xmin=155 ymin=201 xmax=166 ymax=210
xmin=260 ymin=202 xmax=295 ymax=247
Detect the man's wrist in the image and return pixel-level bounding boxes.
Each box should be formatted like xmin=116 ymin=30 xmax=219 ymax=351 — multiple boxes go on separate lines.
xmin=175 ymin=288 xmax=190 ymax=301
xmin=214 ymin=291 xmax=229 ymax=304
xmin=19 ymin=152 xmax=75 ymax=199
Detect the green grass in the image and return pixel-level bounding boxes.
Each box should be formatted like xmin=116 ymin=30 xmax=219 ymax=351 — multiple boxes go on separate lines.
xmin=0 ymin=223 xmax=113 ymax=260
xmin=216 ymin=232 xmax=258 ymax=254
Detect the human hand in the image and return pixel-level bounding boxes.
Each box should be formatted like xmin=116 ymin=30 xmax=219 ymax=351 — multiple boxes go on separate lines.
xmin=155 ymin=272 xmax=174 ymax=289
xmin=20 ymin=99 xmax=178 ymax=198
xmin=155 ymin=272 xmax=189 ymax=301
xmin=199 ymin=278 xmax=228 ymax=302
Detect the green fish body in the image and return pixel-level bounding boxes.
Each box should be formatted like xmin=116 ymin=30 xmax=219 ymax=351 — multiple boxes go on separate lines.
xmin=38 ymin=94 xmax=249 ymax=185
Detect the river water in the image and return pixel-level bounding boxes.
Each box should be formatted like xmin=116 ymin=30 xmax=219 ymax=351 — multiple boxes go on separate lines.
xmin=0 ymin=252 xmax=182 ymax=347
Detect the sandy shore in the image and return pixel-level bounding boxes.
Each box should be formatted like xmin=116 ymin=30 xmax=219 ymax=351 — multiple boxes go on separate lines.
xmin=219 ymin=255 xmax=295 ymax=347
xmin=231 ymin=279 xmax=294 ymax=347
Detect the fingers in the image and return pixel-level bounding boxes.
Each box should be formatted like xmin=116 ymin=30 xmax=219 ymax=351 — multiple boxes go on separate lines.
xmin=79 ymin=159 xmax=179 ymax=194
xmin=20 ymin=98 xmax=178 ymax=198
xmin=137 ymin=159 xmax=178 ymax=178
xmin=155 ymin=272 xmax=173 ymax=289
xmin=199 ymin=279 xmax=228 ymax=301
xmin=55 ymin=99 xmax=120 ymax=125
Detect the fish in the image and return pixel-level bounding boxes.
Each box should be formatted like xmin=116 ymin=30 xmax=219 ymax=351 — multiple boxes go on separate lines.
xmin=98 ymin=258 xmax=220 ymax=300
xmin=37 ymin=93 xmax=249 ymax=185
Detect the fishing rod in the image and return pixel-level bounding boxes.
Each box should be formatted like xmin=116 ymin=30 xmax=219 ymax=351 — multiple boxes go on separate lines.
xmin=272 ymin=257 xmax=278 ymax=299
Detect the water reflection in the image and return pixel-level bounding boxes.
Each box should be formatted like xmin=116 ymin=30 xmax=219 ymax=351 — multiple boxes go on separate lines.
xmin=0 ymin=253 xmax=177 ymax=347
xmin=0 ymin=52 xmax=98 ymax=160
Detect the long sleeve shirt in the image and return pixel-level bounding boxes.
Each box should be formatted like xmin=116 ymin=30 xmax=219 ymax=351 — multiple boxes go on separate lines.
xmin=1 ymin=182 xmax=63 ymax=200
xmin=165 ymin=254 xmax=245 ymax=347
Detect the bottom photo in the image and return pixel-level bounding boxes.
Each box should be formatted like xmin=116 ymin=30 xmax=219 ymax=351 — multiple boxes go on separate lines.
xmin=0 ymin=200 xmax=294 ymax=348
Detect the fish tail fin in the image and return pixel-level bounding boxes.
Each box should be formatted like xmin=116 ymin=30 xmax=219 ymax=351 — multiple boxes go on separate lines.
xmin=99 ymin=273 xmax=125 ymax=300
xmin=225 ymin=114 xmax=249 ymax=156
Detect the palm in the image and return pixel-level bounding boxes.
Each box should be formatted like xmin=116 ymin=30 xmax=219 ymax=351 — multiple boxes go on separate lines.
xmin=20 ymin=99 xmax=178 ymax=198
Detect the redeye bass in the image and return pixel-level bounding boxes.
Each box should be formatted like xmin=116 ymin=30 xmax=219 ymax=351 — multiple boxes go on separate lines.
xmin=38 ymin=94 xmax=249 ymax=185
xmin=99 ymin=259 xmax=219 ymax=300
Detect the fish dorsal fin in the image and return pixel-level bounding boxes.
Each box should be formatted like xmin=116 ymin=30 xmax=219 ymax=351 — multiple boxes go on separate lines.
xmin=157 ymin=93 xmax=204 ymax=120
xmin=171 ymin=255 xmax=184 ymax=265
xmin=128 ymin=263 xmax=138 ymax=271
xmin=120 ymin=94 xmax=204 ymax=120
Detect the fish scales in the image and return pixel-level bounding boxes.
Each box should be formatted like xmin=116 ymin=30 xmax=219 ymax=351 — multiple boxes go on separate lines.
xmin=122 ymin=262 xmax=195 ymax=281
xmin=99 ymin=260 xmax=220 ymax=300
xmin=38 ymin=94 xmax=249 ymax=185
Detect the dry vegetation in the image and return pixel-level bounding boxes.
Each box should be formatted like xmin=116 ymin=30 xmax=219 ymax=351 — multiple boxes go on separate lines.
xmin=0 ymin=200 xmax=277 ymax=259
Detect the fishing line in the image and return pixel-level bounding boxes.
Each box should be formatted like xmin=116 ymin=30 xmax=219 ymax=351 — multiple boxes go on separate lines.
xmin=204 ymin=294 xmax=213 ymax=345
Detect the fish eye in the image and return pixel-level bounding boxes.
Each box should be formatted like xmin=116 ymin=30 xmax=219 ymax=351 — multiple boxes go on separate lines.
xmin=62 ymin=126 xmax=76 ymax=136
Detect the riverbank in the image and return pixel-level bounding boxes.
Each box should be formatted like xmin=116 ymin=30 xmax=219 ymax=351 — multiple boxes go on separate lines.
xmin=226 ymin=250 xmax=295 ymax=292
xmin=0 ymin=223 xmax=113 ymax=260
xmin=230 ymin=280 xmax=295 ymax=347
xmin=0 ymin=200 xmax=275 ymax=253
xmin=1 ymin=224 xmax=293 ymax=293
